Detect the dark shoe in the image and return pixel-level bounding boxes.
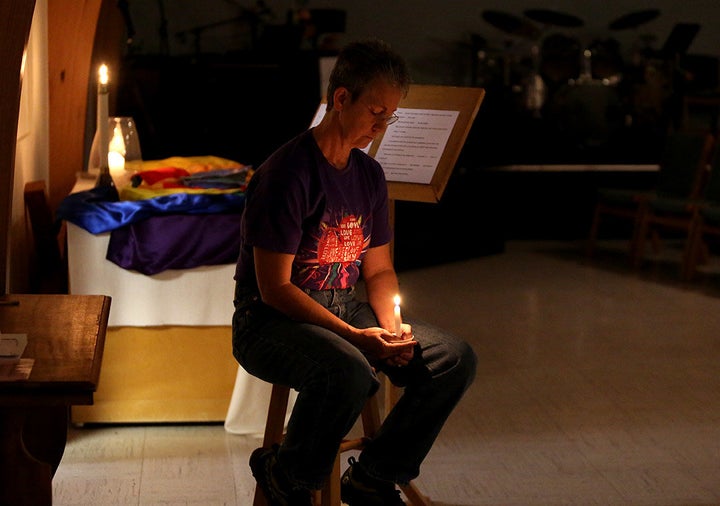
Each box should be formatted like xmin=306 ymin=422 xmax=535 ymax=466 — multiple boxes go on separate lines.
xmin=340 ymin=456 xmax=406 ymax=506
xmin=249 ymin=445 xmax=313 ymax=506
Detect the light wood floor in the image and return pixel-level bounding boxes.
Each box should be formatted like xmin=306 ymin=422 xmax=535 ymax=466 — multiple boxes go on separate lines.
xmin=53 ymin=241 xmax=720 ymax=506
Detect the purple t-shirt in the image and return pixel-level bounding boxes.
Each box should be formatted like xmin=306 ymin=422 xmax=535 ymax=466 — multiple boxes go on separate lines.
xmin=234 ymin=129 xmax=391 ymax=291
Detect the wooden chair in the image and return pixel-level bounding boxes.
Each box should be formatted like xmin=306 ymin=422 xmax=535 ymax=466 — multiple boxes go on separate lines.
xmin=23 ymin=180 xmax=68 ymax=293
xmin=253 ymin=381 xmax=432 ymax=506
xmin=633 ymin=137 xmax=720 ymax=273
xmin=586 ymin=131 xmax=714 ymax=260
xmin=680 ymin=145 xmax=720 ymax=280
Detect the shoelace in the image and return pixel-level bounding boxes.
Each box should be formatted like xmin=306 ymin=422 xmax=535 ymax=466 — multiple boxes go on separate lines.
xmin=344 ymin=457 xmax=403 ymax=501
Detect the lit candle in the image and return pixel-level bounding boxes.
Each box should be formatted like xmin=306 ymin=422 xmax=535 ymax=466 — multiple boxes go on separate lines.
xmin=108 ymin=150 xmax=125 ymax=172
xmin=97 ymin=64 xmax=109 ymax=170
xmin=108 ymin=120 xmax=126 ymax=174
xmin=393 ymin=294 xmax=402 ymax=336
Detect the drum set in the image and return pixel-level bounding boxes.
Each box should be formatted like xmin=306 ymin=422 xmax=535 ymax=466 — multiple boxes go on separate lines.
xmin=474 ymin=7 xmax=674 ymax=146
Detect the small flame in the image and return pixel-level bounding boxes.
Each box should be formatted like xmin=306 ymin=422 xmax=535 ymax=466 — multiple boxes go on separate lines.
xmin=393 ymin=295 xmax=401 ymax=306
xmin=98 ymin=64 xmax=109 ymax=86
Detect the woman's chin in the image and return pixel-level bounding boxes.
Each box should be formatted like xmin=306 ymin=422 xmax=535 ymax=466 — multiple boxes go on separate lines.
xmin=357 ymin=137 xmax=373 ymax=149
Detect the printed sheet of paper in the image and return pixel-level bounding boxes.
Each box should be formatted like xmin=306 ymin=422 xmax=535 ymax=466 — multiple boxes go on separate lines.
xmin=375 ymin=108 xmax=459 ymax=184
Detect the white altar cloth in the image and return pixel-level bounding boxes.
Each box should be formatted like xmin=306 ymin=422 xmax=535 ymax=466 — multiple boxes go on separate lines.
xmin=67 ymin=222 xmax=236 ymax=327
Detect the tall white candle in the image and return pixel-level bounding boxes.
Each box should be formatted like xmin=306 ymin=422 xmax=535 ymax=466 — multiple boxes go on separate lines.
xmin=97 ymin=64 xmax=109 ymax=170
xmin=393 ymin=294 xmax=402 ymax=336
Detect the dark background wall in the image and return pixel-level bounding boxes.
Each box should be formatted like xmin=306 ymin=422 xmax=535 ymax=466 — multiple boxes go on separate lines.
xmin=111 ymin=1 xmax=720 ymax=268
xmin=125 ymin=1 xmax=720 ymax=86
xmin=117 ymin=0 xmax=720 ymax=164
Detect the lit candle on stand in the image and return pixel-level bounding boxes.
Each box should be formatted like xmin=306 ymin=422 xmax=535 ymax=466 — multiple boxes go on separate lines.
xmin=393 ymin=294 xmax=402 ymax=336
xmin=95 ymin=64 xmax=116 ymax=190
xmin=97 ymin=64 xmax=109 ymax=171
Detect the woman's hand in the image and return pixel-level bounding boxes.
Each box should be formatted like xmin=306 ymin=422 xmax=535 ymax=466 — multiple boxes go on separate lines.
xmin=354 ymin=326 xmax=416 ymax=363
xmin=383 ymin=322 xmax=414 ymax=366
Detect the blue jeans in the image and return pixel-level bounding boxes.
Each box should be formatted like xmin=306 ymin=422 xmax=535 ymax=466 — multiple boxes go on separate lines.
xmin=232 ymin=283 xmax=477 ymax=490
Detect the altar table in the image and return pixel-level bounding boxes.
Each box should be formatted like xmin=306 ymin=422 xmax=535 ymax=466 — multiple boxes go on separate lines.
xmin=65 ymin=178 xmax=288 ymax=433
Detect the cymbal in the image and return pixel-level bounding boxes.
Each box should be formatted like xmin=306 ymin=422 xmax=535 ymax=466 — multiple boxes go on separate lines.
xmin=524 ymin=8 xmax=584 ymax=28
xmin=482 ymin=10 xmax=541 ymax=39
xmin=608 ymin=9 xmax=661 ymax=30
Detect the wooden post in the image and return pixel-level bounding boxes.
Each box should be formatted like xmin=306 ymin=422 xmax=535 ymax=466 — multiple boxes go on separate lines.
xmin=47 ymin=0 xmax=104 ymax=210
xmin=0 ymin=0 xmax=36 ymax=293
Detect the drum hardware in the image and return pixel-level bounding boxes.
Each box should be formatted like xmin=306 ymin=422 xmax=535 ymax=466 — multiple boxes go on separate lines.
xmin=471 ymin=47 xmax=509 ymax=88
xmin=608 ymin=9 xmax=661 ymax=31
xmin=586 ymin=38 xmax=624 ymax=83
xmin=481 ymin=10 xmax=541 ymax=40
xmin=523 ymin=8 xmax=584 ymax=28
xmin=524 ymin=44 xmax=546 ymax=115
xmin=569 ymin=47 xmax=623 ymax=88
xmin=471 ymin=32 xmax=536 ymax=89
xmin=525 ymin=72 xmax=546 ymax=116
xmin=607 ymin=9 xmax=662 ymax=82
xmin=538 ymin=33 xmax=582 ymax=87
xmin=577 ymin=49 xmax=593 ymax=84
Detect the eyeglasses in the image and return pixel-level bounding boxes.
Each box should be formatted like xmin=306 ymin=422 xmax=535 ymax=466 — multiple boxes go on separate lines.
xmin=384 ymin=113 xmax=399 ymax=126
xmin=366 ymin=105 xmax=399 ymax=126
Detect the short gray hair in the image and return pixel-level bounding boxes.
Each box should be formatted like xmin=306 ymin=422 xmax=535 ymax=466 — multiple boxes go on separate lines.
xmin=326 ymin=39 xmax=411 ymax=109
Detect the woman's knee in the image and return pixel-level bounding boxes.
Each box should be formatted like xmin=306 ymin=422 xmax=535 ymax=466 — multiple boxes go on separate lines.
xmin=433 ymin=336 xmax=477 ymax=391
xmin=457 ymin=340 xmax=478 ymax=388
xmin=326 ymin=356 xmax=379 ymax=400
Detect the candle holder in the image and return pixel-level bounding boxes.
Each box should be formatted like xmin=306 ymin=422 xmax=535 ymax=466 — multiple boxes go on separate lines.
xmin=88 ymin=116 xmax=142 ymax=190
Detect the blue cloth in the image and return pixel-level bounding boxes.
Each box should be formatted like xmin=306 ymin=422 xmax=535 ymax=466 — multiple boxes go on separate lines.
xmin=57 ymin=185 xmax=246 ymax=234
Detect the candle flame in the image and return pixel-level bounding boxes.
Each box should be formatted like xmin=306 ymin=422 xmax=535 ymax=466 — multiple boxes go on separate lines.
xmin=109 ymin=122 xmax=126 ymax=156
xmin=108 ymin=150 xmax=125 ymax=172
xmin=393 ymin=295 xmax=401 ymax=306
xmin=99 ymin=64 xmax=109 ymax=85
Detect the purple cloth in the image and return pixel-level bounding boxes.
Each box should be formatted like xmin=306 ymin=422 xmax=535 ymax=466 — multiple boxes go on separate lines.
xmin=107 ymin=213 xmax=241 ymax=275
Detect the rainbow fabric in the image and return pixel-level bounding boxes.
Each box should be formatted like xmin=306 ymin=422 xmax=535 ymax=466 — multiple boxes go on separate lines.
xmin=58 ymin=156 xmax=251 ymax=234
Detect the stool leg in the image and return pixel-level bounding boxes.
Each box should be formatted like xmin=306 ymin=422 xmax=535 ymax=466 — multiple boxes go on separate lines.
xmin=362 ymin=383 xmax=434 ymax=506
xmin=262 ymin=384 xmax=290 ymax=447
xmin=253 ymin=384 xmax=291 ymax=506
xmin=401 ymin=482 xmax=434 ymax=505
xmin=320 ymin=452 xmax=342 ymax=506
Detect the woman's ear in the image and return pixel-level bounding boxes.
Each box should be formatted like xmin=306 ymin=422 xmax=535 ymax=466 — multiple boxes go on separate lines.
xmin=334 ymin=87 xmax=350 ymax=111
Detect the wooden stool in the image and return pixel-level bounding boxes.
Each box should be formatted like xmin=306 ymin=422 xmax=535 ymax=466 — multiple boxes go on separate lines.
xmin=252 ymin=381 xmax=433 ymax=506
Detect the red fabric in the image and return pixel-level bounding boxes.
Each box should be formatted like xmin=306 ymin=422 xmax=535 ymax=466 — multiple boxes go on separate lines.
xmin=135 ymin=167 xmax=190 ymax=186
